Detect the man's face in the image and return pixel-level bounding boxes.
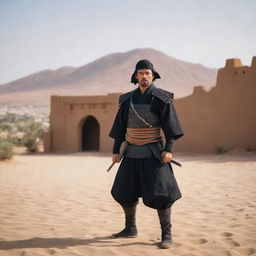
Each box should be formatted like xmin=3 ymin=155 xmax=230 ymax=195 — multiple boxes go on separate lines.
xmin=135 ymin=69 xmax=154 ymax=88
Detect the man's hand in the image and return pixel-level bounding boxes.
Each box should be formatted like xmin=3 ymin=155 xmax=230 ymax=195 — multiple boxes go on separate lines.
xmin=112 ymin=154 xmax=121 ymax=163
xmin=161 ymin=151 xmax=173 ymax=163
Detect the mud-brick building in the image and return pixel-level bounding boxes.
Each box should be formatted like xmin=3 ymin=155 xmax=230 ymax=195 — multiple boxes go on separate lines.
xmin=44 ymin=93 xmax=120 ymax=152
xmin=174 ymin=56 xmax=256 ymax=152
xmin=44 ymin=57 xmax=256 ymax=153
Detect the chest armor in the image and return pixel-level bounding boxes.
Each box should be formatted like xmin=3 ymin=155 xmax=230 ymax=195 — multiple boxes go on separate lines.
xmin=125 ymin=103 xmax=161 ymax=158
xmin=127 ymin=104 xmax=161 ymax=128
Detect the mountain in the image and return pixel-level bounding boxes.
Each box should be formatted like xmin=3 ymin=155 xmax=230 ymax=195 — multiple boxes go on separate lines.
xmin=0 ymin=48 xmax=217 ymax=105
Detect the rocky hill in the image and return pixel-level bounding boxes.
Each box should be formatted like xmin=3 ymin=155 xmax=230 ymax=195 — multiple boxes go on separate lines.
xmin=0 ymin=48 xmax=217 ymax=105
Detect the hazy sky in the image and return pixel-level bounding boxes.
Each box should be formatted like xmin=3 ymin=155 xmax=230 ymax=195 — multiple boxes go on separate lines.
xmin=0 ymin=0 xmax=255 ymax=84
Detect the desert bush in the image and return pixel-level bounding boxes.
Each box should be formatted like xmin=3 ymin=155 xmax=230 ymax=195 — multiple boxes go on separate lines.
xmin=0 ymin=139 xmax=14 ymax=160
xmin=21 ymin=122 xmax=44 ymax=152
xmin=8 ymin=136 xmax=23 ymax=146
xmin=0 ymin=112 xmax=45 ymax=153
xmin=0 ymin=123 xmax=12 ymax=132
xmin=24 ymin=122 xmax=44 ymax=137
xmin=22 ymin=135 xmax=40 ymax=152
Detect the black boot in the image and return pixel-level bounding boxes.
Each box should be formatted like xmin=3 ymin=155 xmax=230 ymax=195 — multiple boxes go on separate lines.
xmin=157 ymin=208 xmax=172 ymax=249
xmin=113 ymin=205 xmax=138 ymax=238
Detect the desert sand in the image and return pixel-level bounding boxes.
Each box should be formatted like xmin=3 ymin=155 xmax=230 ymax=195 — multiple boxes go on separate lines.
xmin=0 ymin=151 xmax=255 ymax=256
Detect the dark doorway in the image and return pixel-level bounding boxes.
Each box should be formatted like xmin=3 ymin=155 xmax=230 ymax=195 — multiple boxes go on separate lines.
xmin=82 ymin=116 xmax=100 ymax=151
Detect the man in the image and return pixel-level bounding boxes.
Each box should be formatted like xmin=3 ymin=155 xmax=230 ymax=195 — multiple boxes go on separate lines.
xmin=109 ymin=59 xmax=184 ymax=249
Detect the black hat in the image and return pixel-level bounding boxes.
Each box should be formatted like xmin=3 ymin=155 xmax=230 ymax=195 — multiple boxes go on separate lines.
xmin=131 ymin=59 xmax=161 ymax=84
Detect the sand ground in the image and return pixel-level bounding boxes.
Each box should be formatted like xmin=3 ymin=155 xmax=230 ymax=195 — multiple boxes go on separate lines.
xmin=0 ymin=151 xmax=255 ymax=256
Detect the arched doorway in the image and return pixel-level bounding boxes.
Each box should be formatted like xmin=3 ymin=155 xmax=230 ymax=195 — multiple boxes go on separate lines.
xmin=81 ymin=116 xmax=100 ymax=151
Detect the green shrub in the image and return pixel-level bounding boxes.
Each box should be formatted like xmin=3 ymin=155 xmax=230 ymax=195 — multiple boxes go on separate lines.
xmin=21 ymin=122 xmax=44 ymax=152
xmin=8 ymin=136 xmax=23 ymax=146
xmin=22 ymin=135 xmax=41 ymax=152
xmin=0 ymin=116 xmax=45 ymax=153
xmin=23 ymin=122 xmax=44 ymax=137
xmin=0 ymin=123 xmax=12 ymax=132
xmin=0 ymin=139 xmax=14 ymax=160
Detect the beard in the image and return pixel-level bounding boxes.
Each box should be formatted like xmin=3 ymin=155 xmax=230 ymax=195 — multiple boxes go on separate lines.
xmin=139 ymin=79 xmax=150 ymax=87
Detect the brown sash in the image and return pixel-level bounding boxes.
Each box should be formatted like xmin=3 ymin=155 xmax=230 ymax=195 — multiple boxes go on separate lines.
xmin=126 ymin=127 xmax=162 ymax=145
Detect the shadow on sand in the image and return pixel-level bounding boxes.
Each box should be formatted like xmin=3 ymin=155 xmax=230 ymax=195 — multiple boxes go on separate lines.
xmin=0 ymin=236 xmax=157 ymax=250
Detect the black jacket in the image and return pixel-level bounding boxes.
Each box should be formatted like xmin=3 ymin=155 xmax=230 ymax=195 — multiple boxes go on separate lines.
xmin=109 ymin=84 xmax=184 ymax=153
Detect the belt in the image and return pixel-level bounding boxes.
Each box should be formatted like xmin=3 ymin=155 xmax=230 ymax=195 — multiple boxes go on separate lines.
xmin=126 ymin=127 xmax=162 ymax=145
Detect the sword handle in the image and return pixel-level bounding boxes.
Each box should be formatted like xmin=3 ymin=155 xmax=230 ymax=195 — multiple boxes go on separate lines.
xmin=106 ymin=141 xmax=128 ymax=172
xmin=170 ymin=159 xmax=182 ymax=167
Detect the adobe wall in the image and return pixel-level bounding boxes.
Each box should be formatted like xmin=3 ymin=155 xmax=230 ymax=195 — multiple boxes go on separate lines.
xmin=47 ymin=93 xmax=120 ymax=152
xmin=45 ymin=56 xmax=256 ymax=153
xmin=174 ymin=56 xmax=256 ymax=152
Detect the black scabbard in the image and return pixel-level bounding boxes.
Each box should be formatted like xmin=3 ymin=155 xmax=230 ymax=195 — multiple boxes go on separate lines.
xmin=170 ymin=159 xmax=182 ymax=167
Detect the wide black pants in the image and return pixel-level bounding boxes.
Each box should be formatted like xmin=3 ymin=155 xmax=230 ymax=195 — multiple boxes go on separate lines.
xmin=111 ymin=157 xmax=182 ymax=210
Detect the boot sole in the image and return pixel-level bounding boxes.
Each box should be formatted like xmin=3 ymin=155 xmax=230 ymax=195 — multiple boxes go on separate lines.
xmin=112 ymin=234 xmax=137 ymax=238
xmin=160 ymin=240 xmax=173 ymax=249
xmin=161 ymin=243 xmax=171 ymax=249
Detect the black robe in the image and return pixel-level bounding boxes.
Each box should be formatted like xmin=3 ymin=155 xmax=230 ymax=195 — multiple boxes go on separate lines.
xmin=109 ymin=84 xmax=184 ymax=209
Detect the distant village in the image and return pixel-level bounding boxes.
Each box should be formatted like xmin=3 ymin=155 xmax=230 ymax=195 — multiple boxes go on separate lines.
xmin=0 ymin=104 xmax=49 ymax=127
